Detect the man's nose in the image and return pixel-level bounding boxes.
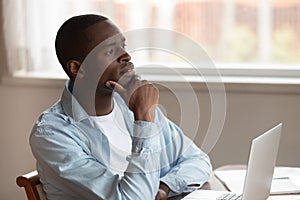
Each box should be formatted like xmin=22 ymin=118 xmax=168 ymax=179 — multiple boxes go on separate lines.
xmin=118 ymin=51 xmax=131 ymax=63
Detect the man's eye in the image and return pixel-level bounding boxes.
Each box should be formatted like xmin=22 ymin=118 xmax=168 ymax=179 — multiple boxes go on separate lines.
xmin=105 ymin=49 xmax=114 ymax=56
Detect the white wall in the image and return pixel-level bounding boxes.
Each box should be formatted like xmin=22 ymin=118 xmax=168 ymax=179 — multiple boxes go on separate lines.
xmin=158 ymin=83 xmax=300 ymax=168
xmin=0 ymin=83 xmax=64 ymax=199
xmin=0 ymin=80 xmax=300 ymax=200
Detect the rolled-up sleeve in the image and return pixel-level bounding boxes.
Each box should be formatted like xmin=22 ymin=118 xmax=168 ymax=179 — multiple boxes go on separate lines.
xmin=157 ymin=113 xmax=212 ymax=196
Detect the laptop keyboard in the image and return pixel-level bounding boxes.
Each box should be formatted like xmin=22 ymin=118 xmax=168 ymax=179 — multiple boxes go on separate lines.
xmin=216 ymin=193 xmax=243 ymax=200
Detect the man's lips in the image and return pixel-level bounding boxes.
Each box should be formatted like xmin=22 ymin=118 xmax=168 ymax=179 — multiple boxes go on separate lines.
xmin=105 ymin=63 xmax=136 ymax=90
xmin=118 ymin=63 xmax=137 ymax=88
xmin=121 ymin=62 xmax=135 ymax=75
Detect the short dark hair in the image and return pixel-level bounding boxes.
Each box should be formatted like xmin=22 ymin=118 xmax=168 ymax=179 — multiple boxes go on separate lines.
xmin=55 ymin=14 xmax=108 ymax=77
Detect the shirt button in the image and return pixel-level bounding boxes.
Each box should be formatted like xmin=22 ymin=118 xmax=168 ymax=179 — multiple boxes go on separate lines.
xmin=176 ymin=186 xmax=180 ymax=190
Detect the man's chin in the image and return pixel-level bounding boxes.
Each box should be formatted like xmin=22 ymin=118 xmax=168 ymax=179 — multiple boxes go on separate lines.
xmin=118 ymin=73 xmax=137 ymax=89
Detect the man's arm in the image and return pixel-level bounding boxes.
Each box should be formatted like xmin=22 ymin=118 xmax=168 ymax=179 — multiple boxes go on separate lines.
xmin=161 ymin=142 xmax=212 ymax=196
xmin=30 ymin=116 xmax=161 ymax=200
xmin=156 ymin=110 xmax=213 ymax=197
xmin=108 ymin=77 xmax=212 ymax=197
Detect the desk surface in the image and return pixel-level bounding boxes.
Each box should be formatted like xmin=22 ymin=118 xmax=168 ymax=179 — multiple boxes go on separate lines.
xmin=169 ymin=165 xmax=300 ymax=199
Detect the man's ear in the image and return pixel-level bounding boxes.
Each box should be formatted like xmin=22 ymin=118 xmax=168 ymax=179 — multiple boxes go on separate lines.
xmin=67 ymin=60 xmax=83 ymax=79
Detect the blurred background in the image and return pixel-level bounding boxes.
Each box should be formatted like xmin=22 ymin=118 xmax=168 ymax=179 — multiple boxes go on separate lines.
xmin=1 ymin=0 xmax=300 ymax=199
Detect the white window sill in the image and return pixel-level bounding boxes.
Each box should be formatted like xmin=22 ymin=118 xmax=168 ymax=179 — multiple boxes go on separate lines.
xmin=2 ymin=67 xmax=300 ymax=94
xmin=1 ymin=73 xmax=66 ymax=88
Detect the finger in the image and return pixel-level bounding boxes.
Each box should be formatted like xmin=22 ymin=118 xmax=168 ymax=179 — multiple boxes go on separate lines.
xmin=106 ymin=81 xmax=125 ymax=94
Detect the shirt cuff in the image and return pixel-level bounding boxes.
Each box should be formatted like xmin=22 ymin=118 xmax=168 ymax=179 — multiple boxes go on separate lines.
xmin=132 ymin=121 xmax=161 ymax=153
xmin=160 ymin=174 xmax=187 ymax=195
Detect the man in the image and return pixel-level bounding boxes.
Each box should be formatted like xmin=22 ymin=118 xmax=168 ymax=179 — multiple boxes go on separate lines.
xmin=30 ymin=14 xmax=212 ymax=200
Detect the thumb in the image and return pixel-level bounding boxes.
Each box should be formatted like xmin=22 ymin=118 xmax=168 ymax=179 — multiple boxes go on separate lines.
xmin=106 ymin=81 xmax=126 ymax=94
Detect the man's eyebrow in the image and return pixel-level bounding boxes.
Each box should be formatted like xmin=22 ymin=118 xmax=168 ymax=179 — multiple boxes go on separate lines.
xmin=104 ymin=37 xmax=126 ymax=47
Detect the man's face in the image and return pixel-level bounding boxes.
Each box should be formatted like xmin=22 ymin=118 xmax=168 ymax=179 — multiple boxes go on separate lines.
xmin=81 ymin=20 xmax=134 ymax=94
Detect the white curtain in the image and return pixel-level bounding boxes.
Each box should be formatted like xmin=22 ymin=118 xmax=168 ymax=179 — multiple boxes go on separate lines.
xmin=2 ymin=0 xmax=26 ymax=74
xmin=2 ymin=0 xmax=177 ymax=76
xmin=2 ymin=0 xmax=102 ymax=75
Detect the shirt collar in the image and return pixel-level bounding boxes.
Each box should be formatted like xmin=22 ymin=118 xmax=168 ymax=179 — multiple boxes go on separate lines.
xmin=60 ymin=80 xmax=134 ymax=123
xmin=61 ymin=80 xmax=90 ymax=122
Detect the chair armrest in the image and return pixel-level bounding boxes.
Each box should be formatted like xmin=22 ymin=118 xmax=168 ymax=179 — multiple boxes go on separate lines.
xmin=16 ymin=170 xmax=43 ymax=200
xmin=16 ymin=170 xmax=41 ymax=187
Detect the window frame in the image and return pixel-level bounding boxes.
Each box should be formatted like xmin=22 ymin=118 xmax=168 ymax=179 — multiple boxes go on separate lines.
xmin=2 ymin=0 xmax=300 ymax=88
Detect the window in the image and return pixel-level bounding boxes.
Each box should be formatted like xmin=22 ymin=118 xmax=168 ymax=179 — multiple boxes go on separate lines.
xmin=3 ymin=0 xmax=300 ymax=79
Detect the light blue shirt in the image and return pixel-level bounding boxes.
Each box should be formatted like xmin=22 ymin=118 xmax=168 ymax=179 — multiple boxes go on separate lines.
xmin=30 ymin=80 xmax=212 ymax=200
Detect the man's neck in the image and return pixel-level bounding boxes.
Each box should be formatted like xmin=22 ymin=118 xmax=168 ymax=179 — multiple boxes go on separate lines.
xmin=94 ymin=93 xmax=114 ymax=116
xmin=69 ymin=82 xmax=114 ymax=116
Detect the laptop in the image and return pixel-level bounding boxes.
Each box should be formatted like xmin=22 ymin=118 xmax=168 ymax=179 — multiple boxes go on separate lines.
xmin=183 ymin=123 xmax=282 ymax=200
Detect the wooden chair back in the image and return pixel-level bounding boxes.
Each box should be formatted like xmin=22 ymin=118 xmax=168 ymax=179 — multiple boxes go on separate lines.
xmin=16 ymin=170 xmax=47 ymax=200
